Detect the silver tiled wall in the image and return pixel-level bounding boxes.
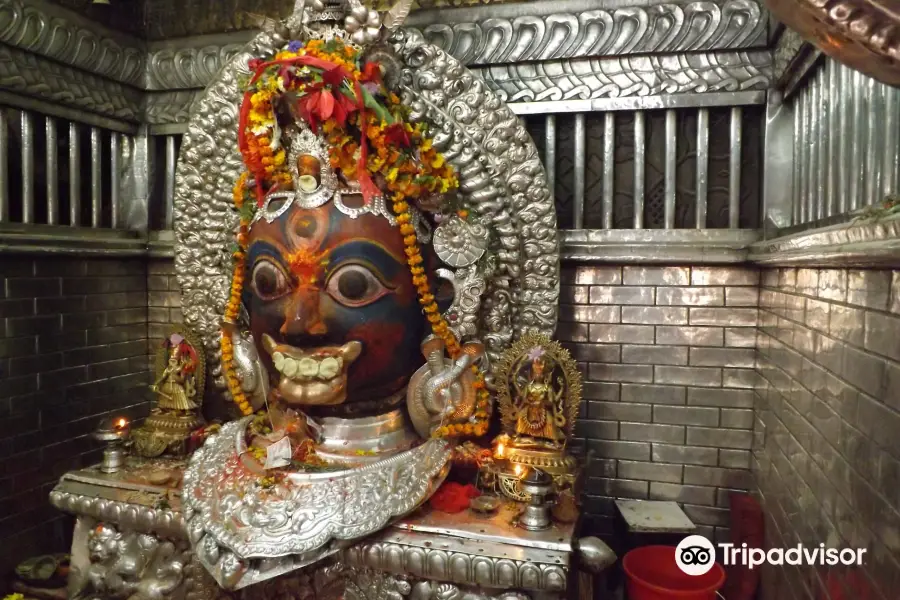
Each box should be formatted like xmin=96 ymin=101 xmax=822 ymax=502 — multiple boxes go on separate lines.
xmin=560 ymin=265 xmax=759 ymax=541
xmin=0 ymin=255 xmax=152 ymax=572
xmin=148 ymin=258 xmax=183 ymax=341
xmin=755 ymin=268 xmax=900 ymax=600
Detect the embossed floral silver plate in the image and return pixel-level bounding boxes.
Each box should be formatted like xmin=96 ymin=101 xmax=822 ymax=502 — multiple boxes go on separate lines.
xmin=182 ymin=419 xmax=452 ymax=589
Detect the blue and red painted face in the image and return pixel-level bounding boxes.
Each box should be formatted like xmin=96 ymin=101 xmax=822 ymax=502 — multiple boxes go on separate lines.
xmin=246 ymin=202 xmax=428 ymax=410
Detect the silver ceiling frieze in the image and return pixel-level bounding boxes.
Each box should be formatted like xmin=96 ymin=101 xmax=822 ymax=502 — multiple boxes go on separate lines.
xmin=479 ymin=50 xmax=772 ymax=103
xmin=144 ymin=38 xmax=253 ymax=91
xmin=0 ymin=0 xmax=145 ymax=88
xmin=140 ymin=49 xmax=772 ymax=126
xmin=0 ymin=0 xmax=773 ymax=128
xmin=406 ymin=0 xmax=767 ymax=66
xmin=0 ymin=43 xmax=142 ymax=122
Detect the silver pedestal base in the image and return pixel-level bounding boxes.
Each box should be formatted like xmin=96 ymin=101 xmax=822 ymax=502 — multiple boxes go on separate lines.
xmin=49 ymin=458 xmax=608 ymax=600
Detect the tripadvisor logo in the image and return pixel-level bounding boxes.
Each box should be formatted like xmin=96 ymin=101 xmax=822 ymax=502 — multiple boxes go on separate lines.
xmin=675 ymin=535 xmax=867 ymax=575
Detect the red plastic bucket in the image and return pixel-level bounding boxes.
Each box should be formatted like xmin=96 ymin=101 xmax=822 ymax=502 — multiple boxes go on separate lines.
xmin=623 ymin=545 xmax=726 ymax=600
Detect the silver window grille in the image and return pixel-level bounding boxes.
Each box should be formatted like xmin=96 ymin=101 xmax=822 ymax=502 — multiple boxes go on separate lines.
xmin=521 ymin=103 xmax=763 ymax=231
xmin=0 ymin=107 xmax=133 ymax=229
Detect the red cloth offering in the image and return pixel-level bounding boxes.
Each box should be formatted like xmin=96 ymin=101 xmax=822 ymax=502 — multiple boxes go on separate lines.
xmin=429 ymin=482 xmax=481 ymax=513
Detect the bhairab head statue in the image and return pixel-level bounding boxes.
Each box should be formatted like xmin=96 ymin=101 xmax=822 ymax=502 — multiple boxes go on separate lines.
xmin=174 ymin=0 xmax=560 ymax=587
xmin=235 ymin=52 xmax=450 ymax=415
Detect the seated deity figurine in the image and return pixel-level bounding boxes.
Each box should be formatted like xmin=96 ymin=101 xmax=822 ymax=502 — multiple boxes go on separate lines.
xmin=153 ymin=343 xmax=198 ymax=411
xmin=493 ymin=333 xmax=582 ymax=500
xmin=173 ymin=0 xmax=558 ymax=589
xmin=133 ymin=329 xmax=206 ymax=458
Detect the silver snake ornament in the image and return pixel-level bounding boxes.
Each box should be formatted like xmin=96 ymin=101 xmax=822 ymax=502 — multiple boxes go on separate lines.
xmin=406 ymin=336 xmax=485 ymax=438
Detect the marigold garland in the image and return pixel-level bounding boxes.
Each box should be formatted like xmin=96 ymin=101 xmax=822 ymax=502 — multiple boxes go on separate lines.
xmin=391 ymin=195 xmax=491 ymax=438
xmin=221 ymin=172 xmax=254 ymax=417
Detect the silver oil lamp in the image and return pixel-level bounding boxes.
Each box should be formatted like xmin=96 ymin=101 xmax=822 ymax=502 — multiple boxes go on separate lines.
xmin=519 ymin=468 xmax=553 ymax=531
xmin=93 ymin=416 xmax=130 ymax=473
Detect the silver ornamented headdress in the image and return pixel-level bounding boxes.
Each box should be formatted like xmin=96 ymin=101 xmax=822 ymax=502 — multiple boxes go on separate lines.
xmin=251 ymin=124 xmax=432 ymax=243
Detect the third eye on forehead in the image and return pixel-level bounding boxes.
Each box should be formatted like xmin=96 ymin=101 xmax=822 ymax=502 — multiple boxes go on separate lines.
xmin=297 ymin=154 xmax=321 ymax=193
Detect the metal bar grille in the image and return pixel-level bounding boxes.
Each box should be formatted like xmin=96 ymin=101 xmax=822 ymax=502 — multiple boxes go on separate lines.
xmin=544 ymin=115 xmax=556 ymax=202
xmin=90 ymin=126 xmax=102 ymax=228
xmin=69 ymin=122 xmax=81 ymax=227
xmin=21 ymin=111 xmax=34 ymax=224
xmin=633 ymin=112 xmax=645 ymax=229
xmin=0 ymin=106 xmax=135 ymax=229
xmin=573 ymin=114 xmax=585 ymax=229
xmin=664 ymin=110 xmax=676 ymax=229
xmin=46 ymin=116 xmax=58 ymax=225
xmin=729 ymin=107 xmax=743 ymax=228
xmin=164 ymin=135 xmax=177 ymax=229
xmin=696 ymin=108 xmax=709 ymax=229
xmin=0 ymin=111 xmax=8 ymax=223
xmin=602 ymin=113 xmax=614 ymax=229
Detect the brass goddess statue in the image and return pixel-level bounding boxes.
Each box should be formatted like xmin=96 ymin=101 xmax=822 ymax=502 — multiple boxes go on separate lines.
xmin=132 ymin=329 xmax=206 ymax=458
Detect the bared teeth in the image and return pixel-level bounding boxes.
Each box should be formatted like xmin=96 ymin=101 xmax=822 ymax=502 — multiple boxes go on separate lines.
xmin=262 ymin=334 xmax=360 ymax=382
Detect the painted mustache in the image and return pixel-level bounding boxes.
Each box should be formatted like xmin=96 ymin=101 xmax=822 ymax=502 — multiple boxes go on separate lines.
xmin=262 ymin=334 xmax=362 ymax=406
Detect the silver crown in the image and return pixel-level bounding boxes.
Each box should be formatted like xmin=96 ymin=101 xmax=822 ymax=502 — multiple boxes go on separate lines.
xmin=250 ymin=125 xmax=432 ymax=244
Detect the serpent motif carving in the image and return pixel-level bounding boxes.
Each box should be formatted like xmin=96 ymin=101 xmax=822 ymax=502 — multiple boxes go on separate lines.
xmin=0 ymin=0 xmax=145 ymax=87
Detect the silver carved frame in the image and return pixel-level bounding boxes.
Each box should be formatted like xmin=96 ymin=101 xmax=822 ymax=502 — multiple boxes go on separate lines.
xmin=173 ymin=28 xmax=559 ymax=404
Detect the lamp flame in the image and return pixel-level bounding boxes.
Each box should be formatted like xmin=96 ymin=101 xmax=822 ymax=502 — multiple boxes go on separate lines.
xmin=513 ymin=464 xmax=524 ymax=477
xmin=496 ymin=442 xmax=505 ymax=458
xmin=115 ymin=418 xmax=128 ymax=429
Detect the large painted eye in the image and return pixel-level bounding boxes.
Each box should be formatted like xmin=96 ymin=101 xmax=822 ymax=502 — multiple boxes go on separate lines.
xmin=325 ymin=264 xmax=390 ymax=307
xmin=251 ymin=260 xmax=290 ymax=301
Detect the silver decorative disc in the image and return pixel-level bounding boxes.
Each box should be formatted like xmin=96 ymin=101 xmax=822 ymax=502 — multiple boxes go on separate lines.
xmin=433 ymin=216 xmax=488 ymax=268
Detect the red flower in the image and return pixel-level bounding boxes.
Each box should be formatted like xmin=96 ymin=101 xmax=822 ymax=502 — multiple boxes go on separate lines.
xmin=361 ymin=62 xmax=382 ymax=84
xmin=383 ymin=123 xmax=411 ymax=148
xmin=322 ymin=65 xmax=350 ymax=88
xmin=332 ymin=92 xmax=357 ymax=127
xmin=296 ymin=88 xmax=334 ymax=131
xmin=248 ymin=58 xmax=264 ymax=72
